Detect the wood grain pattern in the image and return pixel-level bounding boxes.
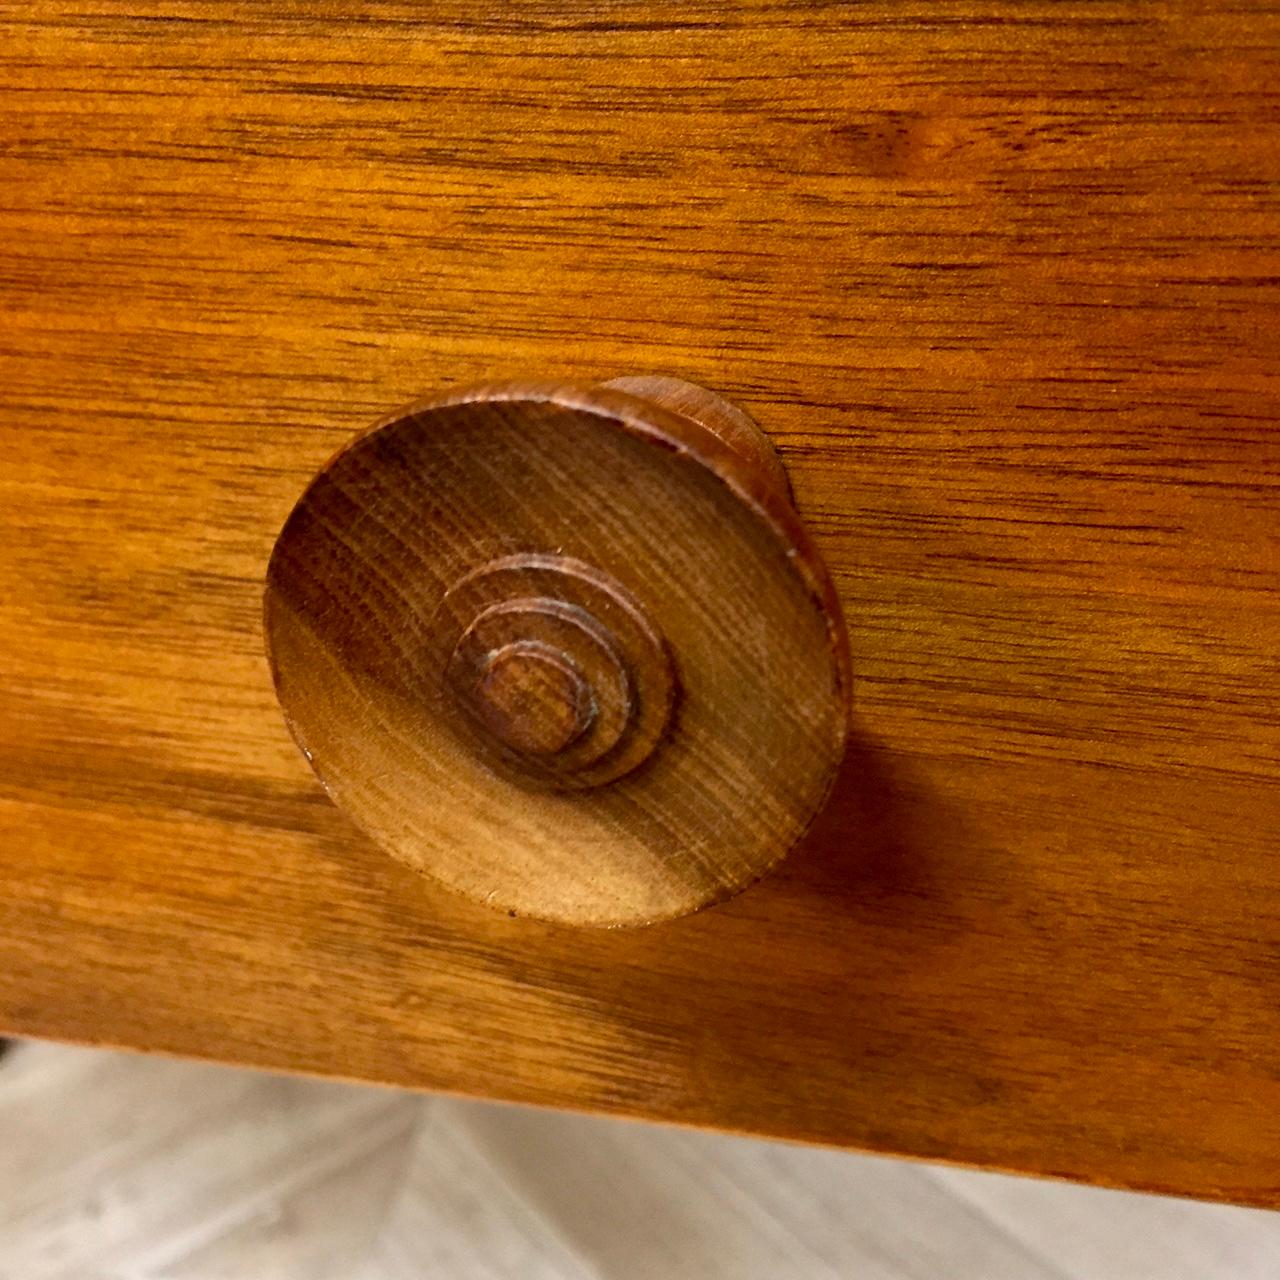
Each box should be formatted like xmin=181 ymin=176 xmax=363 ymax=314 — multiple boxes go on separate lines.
xmin=264 ymin=378 xmax=848 ymax=925
xmin=1 ymin=1 xmax=1279 ymax=1206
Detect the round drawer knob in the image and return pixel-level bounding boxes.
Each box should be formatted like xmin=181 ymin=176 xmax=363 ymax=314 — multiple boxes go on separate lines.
xmin=265 ymin=376 xmax=850 ymax=927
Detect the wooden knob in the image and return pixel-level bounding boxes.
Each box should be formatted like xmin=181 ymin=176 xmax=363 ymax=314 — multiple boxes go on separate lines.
xmin=265 ymin=377 xmax=850 ymax=927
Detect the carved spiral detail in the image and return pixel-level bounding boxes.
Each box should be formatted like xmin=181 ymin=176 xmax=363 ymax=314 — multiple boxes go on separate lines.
xmin=429 ymin=553 xmax=679 ymax=790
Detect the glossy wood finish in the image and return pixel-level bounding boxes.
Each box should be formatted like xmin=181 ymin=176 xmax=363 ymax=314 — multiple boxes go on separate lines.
xmin=1 ymin=2 xmax=1279 ymax=1206
xmin=265 ymin=379 xmax=848 ymax=925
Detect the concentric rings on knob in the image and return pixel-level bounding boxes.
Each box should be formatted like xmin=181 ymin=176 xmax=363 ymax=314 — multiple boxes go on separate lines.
xmin=430 ymin=553 xmax=678 ymax=789
xmin=264 ymin=378 xmax=850 ymax=927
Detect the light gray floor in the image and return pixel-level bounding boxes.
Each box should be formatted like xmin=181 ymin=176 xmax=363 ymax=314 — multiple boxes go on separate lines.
xmin=1 ymin=1039 xmax=1276 ymax=1280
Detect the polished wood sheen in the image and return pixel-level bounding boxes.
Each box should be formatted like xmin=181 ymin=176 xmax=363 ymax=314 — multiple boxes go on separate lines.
xmin=1 ymin=2 xmax=1279 ymax=1207
xmin=264 ymin=379 xmax=849 ymax=925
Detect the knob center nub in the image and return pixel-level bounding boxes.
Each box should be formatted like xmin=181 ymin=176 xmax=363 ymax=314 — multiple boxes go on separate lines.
xmin=470 ymin=641 xmax=595 ymax=757
xmin=432 ymin=555 xmax=678 ymax=791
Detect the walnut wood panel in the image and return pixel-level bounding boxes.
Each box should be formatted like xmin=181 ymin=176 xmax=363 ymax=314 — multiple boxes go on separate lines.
xmin=1 ymin=2 xmax=1278 ymax=1207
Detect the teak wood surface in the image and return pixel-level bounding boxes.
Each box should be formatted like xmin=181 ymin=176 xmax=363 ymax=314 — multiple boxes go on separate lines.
xmin=1 ymin=2 xmax=1278 ymax=1207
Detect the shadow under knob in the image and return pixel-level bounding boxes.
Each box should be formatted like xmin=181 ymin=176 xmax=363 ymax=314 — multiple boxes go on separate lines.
xmin=265 ymin=377 xmax=849 ymax=927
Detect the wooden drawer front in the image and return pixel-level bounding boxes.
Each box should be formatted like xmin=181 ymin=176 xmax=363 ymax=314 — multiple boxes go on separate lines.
xmin=1 ymin=3 xmax=1278 ymax=1206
